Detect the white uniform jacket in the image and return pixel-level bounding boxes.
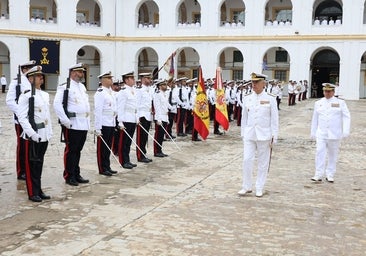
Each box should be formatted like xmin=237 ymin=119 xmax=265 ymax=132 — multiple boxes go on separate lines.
xmin=6 ymin=75 xmax=32 ymax=124
xmin=167 ymin=87 xmax=178 ymax=114
xmin=241 ymin=92 xmax=279 ymax=141
xmin=176 ymin=85 xmax=189 ymax=109
xmin=94 ymin=86 xmax=117 ymax=130
xmin=153 ymin=90 xmax=171 ymax=123
xmin=117 ymin=85 xmax=138 ymax=123
xmin=311 ymin=96 xmax=351 ymax=139
xmin=136 ymin=84 xmax=153 ymax=121
xmin=53 ymin=80 xmax=91 ymax=131
xmin=17 ymin=89 xmax=53 ymax=142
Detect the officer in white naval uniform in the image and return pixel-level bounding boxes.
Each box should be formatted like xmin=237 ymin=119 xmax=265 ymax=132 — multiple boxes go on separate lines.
xmin=135 ymin=72 xmax=154 ymax=163
xmin=153 ymin=80 xmax=171 ymax=157
xmin=53 ymin=63 xmax=90 ymax=186
xmin=94 ymin=71 xmax=117 ymax=176
xmin=6 ymin=60 xmax=36 ymax=180
xmin=117 ymin=71 xmax=138 ymax=169
xmin=17 ymin=66 xmax=52 ymax=202
xmin=238 ymin=73 xmax=279 ymax=197
xmin=310 ymin=83 xmax=351 ymax=182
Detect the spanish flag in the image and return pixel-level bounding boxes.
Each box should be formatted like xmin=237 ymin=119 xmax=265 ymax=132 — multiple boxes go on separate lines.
xmin=214 ymin=67 xmax=229 ymax=130
xmin=193 ymin=66 xmax=210 ymax=140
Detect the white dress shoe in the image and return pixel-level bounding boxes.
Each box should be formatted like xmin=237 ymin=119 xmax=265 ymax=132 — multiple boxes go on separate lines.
xmin=237 ymin=189 xmax=252 ymax=196
xmin=311 ymin=176 xmax=322 ymax=182
xmin=255 ymin=190 xmax=263 ymax=197
xmin=326 ymin=177 xmax=334 ymax=183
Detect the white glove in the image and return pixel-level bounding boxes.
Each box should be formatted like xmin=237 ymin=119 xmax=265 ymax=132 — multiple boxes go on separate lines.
xmin=119 ymin=123 xmax=125 ymax=130
xmin=272 ymin=138 xmax=277 ymax=145
xmin=95 ymin=129 xmax=102 ymax=137
xmin=156 ymin=120 xmax=162 ymax=126
xmin=31 ymin=133 xmax=41 ymax=142
xmin=63 ymin=121 xmax=71 ymax=129
xmin=342 ymin=133 xmax=350 ymax=138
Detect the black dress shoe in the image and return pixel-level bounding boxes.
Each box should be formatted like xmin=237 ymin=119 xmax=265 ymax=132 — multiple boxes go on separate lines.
xmin=40 ymin=192 xmax=51 ymax=200
xmin=154 ymin=152 xmax=165 ymax=157
xmin=17 ymin=173 xmax=26 ymax=180
xmin=138 ymin=158 xmax=151 ymax=163
xmin=66 ymin=178 xmax=79 ymax=186
xmin=122 ymin=163 xmax=133 ymax=169
xmin=214 ymin=131 xmax=223 ymax=135
xmin=29 ymin=195 xmax=42 ymax=202
xmin=177 ymin=133 xmax=187 ymax=137
xmin=162 ymin=153 xmax=168 ymax=157
xmin=192 ymin=138 xmax=202 ymax=141
xmin=100 ymin=170 xmax=112 ymax=176
xmin=128 ymin=162 xmax=137 ymax=167
xmin=76 ymin=176 xmax=89 ymax=183
xmin=147 ymin=158 xmax=153 ymax=162
xmin=108 ymin=169 xmax=118 ymax=174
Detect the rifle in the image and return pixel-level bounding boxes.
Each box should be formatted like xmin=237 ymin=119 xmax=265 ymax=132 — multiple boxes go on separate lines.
xmin=15 ymin=65 xmax=21 ymax=103
xmin=60 ymin=72 xmax=71 ymax=143
xmin=13 ymin=65 xmax=22 ymax=121
xmin=28 ymin=78 xmax=40 ymax=161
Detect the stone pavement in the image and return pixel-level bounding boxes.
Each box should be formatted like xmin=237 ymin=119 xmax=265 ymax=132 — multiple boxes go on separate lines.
xmin=0 ymin=92 xmax=365 ymax=256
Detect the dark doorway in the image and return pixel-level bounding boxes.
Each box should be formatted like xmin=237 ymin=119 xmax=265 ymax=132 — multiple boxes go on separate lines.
xmin=311 ymin=49 xmax=339 ymax=98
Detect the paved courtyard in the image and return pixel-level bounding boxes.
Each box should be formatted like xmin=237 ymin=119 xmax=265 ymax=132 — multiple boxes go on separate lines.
xmin=0 ymin=92 xmax=365 ymax=255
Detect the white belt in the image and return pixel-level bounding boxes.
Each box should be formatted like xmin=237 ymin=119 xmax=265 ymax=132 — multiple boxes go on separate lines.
xmin=102 ymin=110 xmax=116 ymax=116
xmin=72 ymin=112 xmax=90 ymax=118
xmin=125 ymin=109 xmax=137 ymax=114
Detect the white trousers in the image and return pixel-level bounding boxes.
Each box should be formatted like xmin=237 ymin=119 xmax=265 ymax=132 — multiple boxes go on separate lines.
xmin=315 ymin=138 xmax=340 ymax=178
xmin=242 ymin=139 xmax=271 ymax=191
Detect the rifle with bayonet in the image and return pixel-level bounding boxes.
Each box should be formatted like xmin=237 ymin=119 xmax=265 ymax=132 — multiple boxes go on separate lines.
xmin=28 ymin=77 xmax=40 ymax=161
xmin=60 ymin=71 xmax=71 ymax=142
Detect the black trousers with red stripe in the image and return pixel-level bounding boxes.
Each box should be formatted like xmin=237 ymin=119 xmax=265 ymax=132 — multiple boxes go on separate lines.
xmin=154 ymin=121 xmax=167 ymax=155
xmin=63 ymin=128 xmax=88 ymax=181
xmin=166 ymin=112 xmax=176 ymax=137
xmin=97 ymin=126 xmax=114 ymax=173
xmin=176 ymin=107 xmax=186 ymax=134
xmin=136 ymin=117 xmax=151 ymax=160
xmin=25 ymin=140 xmax=48 ymax=198
xmin=118 ymin=122 xmax=136 ymax=165
xmin=15 ymin=124 xmax=27 ymax=178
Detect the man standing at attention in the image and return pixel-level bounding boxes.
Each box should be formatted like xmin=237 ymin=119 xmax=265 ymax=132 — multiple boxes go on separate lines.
xmin=310 ymin=83 xmax=350 ymax=183
xmin=94 ymin=71 xmax=117 ymax=176
xmin=238 ymin=73 xmax=279 ymax=197
xmin=135 ymin=72 xmax=154 ymax=163
xmin=53 ymin=63 xmax=90 ymax=186
xmin=117 ymin=72 xmax=138 ymax=169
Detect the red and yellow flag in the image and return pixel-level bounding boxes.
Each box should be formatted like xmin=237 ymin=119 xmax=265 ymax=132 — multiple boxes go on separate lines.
xmin=214 ymin=67 xmax=229 ymax=130
xmin=193 ymin=66 xmax=210 ymax=140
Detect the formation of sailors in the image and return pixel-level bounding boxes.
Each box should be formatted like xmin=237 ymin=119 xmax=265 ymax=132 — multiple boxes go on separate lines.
xmin=4 ymin=60 xmax=287 ymax=202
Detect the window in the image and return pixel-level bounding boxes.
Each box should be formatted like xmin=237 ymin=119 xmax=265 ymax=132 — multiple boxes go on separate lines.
xmin=275 ymin=51 xmax=288 ymax=62
xmin=76 ymin=10 xmax=89 ymax=23
xmin=233 ymin=70 xmax=243 ymax=80
xmin=30 ymin=6 xmax=46 ymax=19
xmin=231 ymin=9 xmax=245 ymax=23
xmin=274 ymin=70 xmax=287 ymax=81
xmin=192 ymin=12 xmax=200 ymax=23
xmin=233 ymin=51 xmax=243 ymax=62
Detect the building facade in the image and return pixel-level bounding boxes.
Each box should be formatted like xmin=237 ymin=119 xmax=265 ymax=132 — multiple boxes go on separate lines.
xmin=0 ymin=0 xmax=366 ymax=99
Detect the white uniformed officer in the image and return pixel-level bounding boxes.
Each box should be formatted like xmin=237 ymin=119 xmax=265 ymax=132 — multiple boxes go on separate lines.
xmin=166 ymin=78 xmax=178 ymax=139
xmin=135 ymin=72 xmax=154 ymax=163
xmin=238 ymin=73 xmax=279 ymax=197
xmin=176 ymin=77 xmax=189 ymax=136
xmin=17 ymin=66 xmax=52 ymax=202
xmin=94 ymin=71 xmax=117 ymax=176
xmin=6 ymin=60 xmax=36 ymax=180
xmin=117 ymin=71 xmax=138 ymax=169
xmin=310 ymin=83 xmax=351 ymax=182
xmin=53 ymin=63 xmax=90 ymax=186
xmin=153 ymin=80 xmax=171 ymax=157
